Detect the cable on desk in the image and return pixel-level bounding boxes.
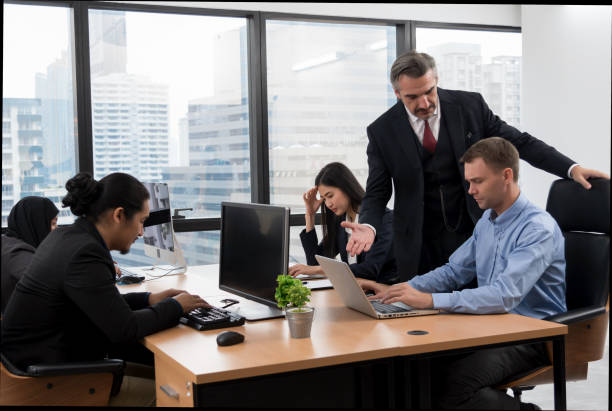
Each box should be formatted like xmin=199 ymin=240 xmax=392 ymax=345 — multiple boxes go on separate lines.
xmin=142 ymin=265 xmax=186 ymax=281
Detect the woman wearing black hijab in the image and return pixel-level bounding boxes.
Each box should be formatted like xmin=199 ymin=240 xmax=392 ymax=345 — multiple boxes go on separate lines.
xmin=1 ymin=197 xmax=59 ymax=312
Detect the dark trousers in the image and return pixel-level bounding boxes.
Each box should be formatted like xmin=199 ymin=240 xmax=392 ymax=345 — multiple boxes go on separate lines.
xmin=431 ymin=343 xmax=549 ymax=409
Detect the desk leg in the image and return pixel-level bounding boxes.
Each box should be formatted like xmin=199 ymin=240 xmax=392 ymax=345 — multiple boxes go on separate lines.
xmin=416 ymin=358 xmax=431 ymax=409
xmin=552 ymin=337 xmax=566 ymax=411
xmin=408 ymin=358 xmax=432 ymax=410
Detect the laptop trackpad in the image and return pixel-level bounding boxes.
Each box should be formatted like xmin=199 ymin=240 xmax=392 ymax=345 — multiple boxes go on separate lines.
xmin=391 ymin=301 xmax=415 ymax=310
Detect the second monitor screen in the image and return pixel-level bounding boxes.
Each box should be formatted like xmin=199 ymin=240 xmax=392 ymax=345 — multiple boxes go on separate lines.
xmin=219 ymin=203 xmax=289 ymax=306
xmin=143 ymin=182 xmax=174 ymax=252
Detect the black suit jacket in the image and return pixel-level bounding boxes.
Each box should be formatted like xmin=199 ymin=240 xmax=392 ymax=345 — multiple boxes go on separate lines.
xmin=1 ymin=235 xmax=35 ymax=314
xmin=300 ymin=209 xmax=398 ymax=284
xmin=360 ymin=88 xmax=575 ymax=281
xmin=1 ymin=218 xmax=183 ymax=369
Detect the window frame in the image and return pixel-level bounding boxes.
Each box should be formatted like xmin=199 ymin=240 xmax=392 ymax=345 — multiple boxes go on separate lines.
xmin=2 ymin=0 xmax=521 ymax=234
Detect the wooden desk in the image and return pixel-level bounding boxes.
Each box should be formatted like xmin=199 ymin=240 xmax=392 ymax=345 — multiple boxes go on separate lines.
xmin=119 ymin=265 xmax=568 ymax=408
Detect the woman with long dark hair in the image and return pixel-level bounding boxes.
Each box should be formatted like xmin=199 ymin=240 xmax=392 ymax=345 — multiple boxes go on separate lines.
xmin=1 ymin=172 xmax=208 ymax=396
xmin=1 ymin=197 xmax=59 ymax=312
xmin=288 ymin=162 xmax=398 ymax=284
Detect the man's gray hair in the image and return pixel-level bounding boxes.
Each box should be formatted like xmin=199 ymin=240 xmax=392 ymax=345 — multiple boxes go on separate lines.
xmin=390 ymin=51 xmax=438 ymax=90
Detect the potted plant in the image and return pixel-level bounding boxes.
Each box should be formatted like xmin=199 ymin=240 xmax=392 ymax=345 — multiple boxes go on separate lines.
xmin=275 ymin=274 xmax=314 ymax=338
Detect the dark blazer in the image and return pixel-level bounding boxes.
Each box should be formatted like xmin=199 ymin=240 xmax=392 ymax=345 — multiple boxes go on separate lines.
xmin=360 ymin=88 xmax=575 ymax=281
xmin=1 ymin=235 xmax=35 ymax=313
xmin=1 ymin=218 xmax=183 ymax=369
xmin=300 ymin=209 xmax=398 ymax=284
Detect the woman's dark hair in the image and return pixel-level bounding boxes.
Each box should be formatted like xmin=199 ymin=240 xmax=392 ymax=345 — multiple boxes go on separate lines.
xmin=62 ymin=172 xmax=149 ymax=221
xmin=314 ymin=162 xmax=365 ymax=258
xmin=5 ymin=197 xmax=59 ymax=248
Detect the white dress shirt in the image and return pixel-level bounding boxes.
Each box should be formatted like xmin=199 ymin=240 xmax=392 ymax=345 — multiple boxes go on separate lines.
xmin=405 ymin=104 xmax=441 ymax=145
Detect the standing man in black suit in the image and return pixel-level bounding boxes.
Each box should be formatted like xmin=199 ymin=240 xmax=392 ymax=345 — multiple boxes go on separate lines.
xmin=342 ymin=51 xmax=609 ymax=281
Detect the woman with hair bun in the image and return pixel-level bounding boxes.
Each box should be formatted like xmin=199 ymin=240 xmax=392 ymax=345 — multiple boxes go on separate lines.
xmin=1 ymin=172 xmax=209 ymax=403
xmin=1 ymin=196 xmax=59 ymax=313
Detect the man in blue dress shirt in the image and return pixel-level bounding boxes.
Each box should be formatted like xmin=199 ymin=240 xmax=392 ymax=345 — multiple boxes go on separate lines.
xmin=358 ymin=137 xmax=566 ymax=410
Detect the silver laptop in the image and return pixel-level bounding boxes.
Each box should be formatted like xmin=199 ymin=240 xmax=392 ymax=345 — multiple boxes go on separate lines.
xmin=315 ymin=255 xmax=439 ymax=319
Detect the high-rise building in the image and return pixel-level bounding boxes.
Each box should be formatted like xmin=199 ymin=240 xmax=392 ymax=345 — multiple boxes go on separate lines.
xmin=2 ymin=98 xmax=44 ymax=225
xmin=483 ymin=55 xmax=521 ymax=128
xmin=89 ymin=10 xmax=127 ymax=76
xmin=91 ymin=73 xmax=170 ymax=182
xmin=156 ymin=23 xmax=396 ymax=266
xmin=35 ymin=50 xmax=76 ymax=189
xmin=424 ymin=42 xmax=521 ymax=128
xmin=427 ymin=42 xmax=483 ymax=93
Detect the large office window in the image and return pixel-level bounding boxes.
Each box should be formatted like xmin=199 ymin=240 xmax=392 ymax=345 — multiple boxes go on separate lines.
xmin=266 ymin=20 xmax=396 ymax=211
xmin=2 ymin=3 xmax=77 ymax=226
xmin=416 ymin=27 xmax=522 ymax=128
xmin=2 ymin=3 xmax=523 ymax=270
xmin=88 ymin=10 xmax=249 ymax=267
xmin=265 ymin=20 xmax=396 ymax=263
xmin=88 ymin=10 xmax=249 ymax=217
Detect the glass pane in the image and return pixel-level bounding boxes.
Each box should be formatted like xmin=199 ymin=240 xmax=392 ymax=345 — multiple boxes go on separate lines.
xmin=416 ymin=28 xmax=522 ymax=128
xmin=2 ymin=4 xmax=77 ymax=226
xmin=89 ymin=10 xmax=248 ymax=268
xmin=266 ymin=20 xmax=396 ymax=213
xmin=88 ymin=10 xmax=249 ymax=217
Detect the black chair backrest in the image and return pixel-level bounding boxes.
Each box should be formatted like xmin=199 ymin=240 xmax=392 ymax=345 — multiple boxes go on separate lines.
xmin=546 ymin=178 xmax=610 ymax=311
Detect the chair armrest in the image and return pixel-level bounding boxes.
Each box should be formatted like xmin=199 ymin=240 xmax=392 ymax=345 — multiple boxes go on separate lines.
xmin=26 ymin=359 xmax=126 ymax=397
xmin=26 ymin=359 xmax=125 ymax=377
xmin=544 ymin=306 xmax=606 ymax=325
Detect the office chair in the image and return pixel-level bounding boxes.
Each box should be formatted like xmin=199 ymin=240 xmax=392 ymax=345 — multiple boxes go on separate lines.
xmin=0 ymin=320 xmax=125 ymax=406
xmin=498 ymin=178 xmax=610 ymax=400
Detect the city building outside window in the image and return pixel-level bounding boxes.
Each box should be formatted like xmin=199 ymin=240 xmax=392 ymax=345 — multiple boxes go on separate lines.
xmin=88 ymin=9 xmax=249 ymax=266
xmin=416 ymin=27 xmax=522 ymax=128
xmin=266 ymin=20 xmax=397 ymax=263
xmin=2 ymin=3 xmax=77 ymax=226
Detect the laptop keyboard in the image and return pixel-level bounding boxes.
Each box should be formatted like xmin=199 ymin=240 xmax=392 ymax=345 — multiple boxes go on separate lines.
xmin=371 ymin=301 xmax=409 ymax=313
xmin=180 ymin=307 xmax=245 ymax=331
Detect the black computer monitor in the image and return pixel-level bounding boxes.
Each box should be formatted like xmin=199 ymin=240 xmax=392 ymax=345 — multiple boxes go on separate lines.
xmin=219 ymin=202 xmax=289 ymax=321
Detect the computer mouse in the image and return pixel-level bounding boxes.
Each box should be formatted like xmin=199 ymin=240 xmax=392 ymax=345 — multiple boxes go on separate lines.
xmin=216 ymin=331 xmax=245 ymax=346
xmin=118 ymin=275 xmax=144 ymax=284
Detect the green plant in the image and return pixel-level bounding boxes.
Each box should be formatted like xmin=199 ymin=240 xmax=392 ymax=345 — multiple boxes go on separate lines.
xmin=275 ymin=274 xmax=311 ymax=312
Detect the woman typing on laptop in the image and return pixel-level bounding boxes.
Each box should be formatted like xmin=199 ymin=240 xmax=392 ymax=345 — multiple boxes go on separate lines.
xmin=288 ymin=162 xmax=399 ymax=285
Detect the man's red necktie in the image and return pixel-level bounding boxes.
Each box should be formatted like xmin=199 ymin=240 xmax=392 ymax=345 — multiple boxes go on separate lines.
xmin=423 ymin=119 xmax=436 ymax=153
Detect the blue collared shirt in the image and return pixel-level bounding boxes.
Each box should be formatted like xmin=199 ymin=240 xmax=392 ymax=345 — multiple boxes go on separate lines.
xmin=408 ymin=192 xmax=567 ymax=319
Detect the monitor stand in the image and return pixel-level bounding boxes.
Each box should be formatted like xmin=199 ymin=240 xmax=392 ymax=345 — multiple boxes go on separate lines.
xmin=150 ymin=233 xmax=187 ymax=275
xmin=225 ymin=299 xmax=284 ymax=322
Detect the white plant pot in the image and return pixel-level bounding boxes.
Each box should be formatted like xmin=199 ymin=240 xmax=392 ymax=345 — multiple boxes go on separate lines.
xmin=285 ymin=307 xmax=315 ymax=338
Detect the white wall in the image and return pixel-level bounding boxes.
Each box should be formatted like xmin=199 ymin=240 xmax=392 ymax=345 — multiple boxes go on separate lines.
xmin=520 ymin=5 xmax=611 ymax=208
xmin=122 ymin=2 xmax=521 ymax=27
